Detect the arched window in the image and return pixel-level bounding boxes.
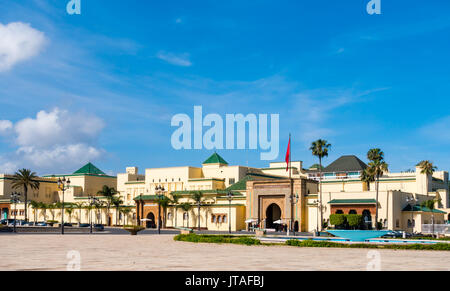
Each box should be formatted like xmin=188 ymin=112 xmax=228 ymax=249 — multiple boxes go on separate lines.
xmin=218 ymin=216 xmax=223 ymax=223
xmin=349 ymin=210 xmax=357 ymax=214
xmin=336 ymin=210 xmax=344 ymax=214
xmin=223 ymin=215 xmax=227 ymax=223
xmin=407 ymin=219 xmax=412 ymax=228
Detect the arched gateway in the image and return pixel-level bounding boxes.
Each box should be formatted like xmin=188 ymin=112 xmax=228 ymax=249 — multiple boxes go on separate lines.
xmin=265 ymin=203 xmax=282 ymax=229
xmin=146 ymin=212 xmax=156 ymax=229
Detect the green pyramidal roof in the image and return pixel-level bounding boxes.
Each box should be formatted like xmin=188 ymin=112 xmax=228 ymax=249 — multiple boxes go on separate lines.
xmin=73 ymin=163 xmax=106 ymax=175
xmin=203 ymin=153 xmax=228 ymax=165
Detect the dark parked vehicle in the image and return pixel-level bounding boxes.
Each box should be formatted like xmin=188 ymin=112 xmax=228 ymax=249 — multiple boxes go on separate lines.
xmin=94 ymin=224 xmax=104 ymax=231
xmin=63 ymin=223 xmax=73 ymax=227
xmin=79 ymin=224 xmax=90 ymax=228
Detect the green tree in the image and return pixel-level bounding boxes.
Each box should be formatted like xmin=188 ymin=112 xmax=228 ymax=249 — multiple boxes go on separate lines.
xmin=65 ymin=205 xmax=74 ymax=224
xmin=111 ymin=196 xmax=124 ymax=226
xmin=360 ymin=167 xmax=376 ymax=191
xmin=74 ymin=202 xmax=85 ymax=224
xmin=156 ymin=195 xmax=171 ymax=228
xmin=310 ymin=139 xmax=331 ymax=231
xmin=97 ymin=185 xmax=118 ymax=226
xmin=171 ymin=193 xmax=182 ymax=227
xmin=38 ymin=202 xmax=47 ymax=222
xmin=179 ymin=203 xmax=193 ymax=228
xmin=346 ymin=214 xmax=363 ymax=230
xmin=366 ymin=148 xmax=389 ymax=229
xmin=329 ymin=214 xmax=346 ymax=228
xmin=11 ymin=169 xmax=40 ymax=222
xmin=29 ymin=200 xmax=39 ymax=224
xmin=120 ymin=207 xmax=132 ymax=226
xmin=191 ymin=191 xmax=209 ymax=231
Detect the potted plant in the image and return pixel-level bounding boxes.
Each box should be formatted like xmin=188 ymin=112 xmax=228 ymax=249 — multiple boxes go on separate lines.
xmin=123 ymin=225 xmax=145 ymax=236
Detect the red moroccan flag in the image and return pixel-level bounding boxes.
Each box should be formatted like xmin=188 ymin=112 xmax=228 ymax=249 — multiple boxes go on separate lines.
xmin=285 ymin=136 xmax=291 ymax=172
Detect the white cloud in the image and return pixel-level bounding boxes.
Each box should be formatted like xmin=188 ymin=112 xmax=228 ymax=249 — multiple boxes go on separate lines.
xmin=15 ymin=108 xmax=104 ymax=148
xmin=0 ymin=120 xmax=13 ymax=134
xmin=0 ymin=108 xmax=105 ymax=174
xmin=17 ymin=144 xmax=103 ymax=171
xmin=157 ymin=51 xmax=192 ymax=67
xmin=0 ymin=22 xmax=46 ymax=72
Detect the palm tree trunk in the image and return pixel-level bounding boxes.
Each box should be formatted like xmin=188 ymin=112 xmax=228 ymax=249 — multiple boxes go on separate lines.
xmin=198 ymin=204 xmax=201 ymax=230
xmin=24 ymin=186 xmax=28 ymax=222
xmin=319 ymin=157 xmax=323 ymax=232
xmin=175 ymin=208 xmax=178 ymax=227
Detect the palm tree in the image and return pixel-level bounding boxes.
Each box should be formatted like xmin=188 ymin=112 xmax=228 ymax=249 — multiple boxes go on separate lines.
xmin=11 ymin=169 xmax=40 ymax=222
xmin=191 ymin=191 xmax=209 ymax=231
xmin=48 ymin=203 xmax=56 ymax=221
xmin=171 ymin=193 xmax=181 ymax=227
xmin=65 ymin=205 xmax=74 ymax=224
xmin=30 ymin=200 xmax=39 ymax=224
xmin=120 ymin=207 xmax=132 ymax=226
xmin=74 ymin=202 xmax=85 ymax=224
xmin=156 ymin=195 xmax=171 ymax=228
xmin=417 ymin=160 xmax=437 ymax=195
xmin=93 ymin=200 xmax=105 ymax=225
xmin=38 ymin=202 xmax=47 ymax=222
xmin=310 ymin=139 xmax=331 ymax=231
xmin=111 ymin=196 xmax=124 ymax=226
xmin=366 ymin=148 xmax=389 ymax=229
xmin=97 ymin=185 xmax=118 ymax=226
xmin=360 ymin=167 xmax=375 ymax=191
xmin=179 ymin=203 xmax=192 ymax=228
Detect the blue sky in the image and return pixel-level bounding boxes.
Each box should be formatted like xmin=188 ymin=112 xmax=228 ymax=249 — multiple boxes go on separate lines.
xmin=0 ymin=0 xmax=449 ymax=175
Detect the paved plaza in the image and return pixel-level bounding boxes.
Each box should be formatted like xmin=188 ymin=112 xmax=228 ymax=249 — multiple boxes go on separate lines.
xmin=1 ymin=234 xmax=449 ymax=271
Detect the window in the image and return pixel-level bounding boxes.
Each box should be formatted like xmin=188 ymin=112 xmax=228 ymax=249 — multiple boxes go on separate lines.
xmin=396 ymin=219 xmax=400 ymax=228
xmin=211 ymin=215 xmax=216 ymax=223
xmin=223 ymin=215 xmax=227 ymax=223
xmin=168 ymin=213 xmax=172 ymax=220
xmin=218 ymin=216 xmax=222 ymax=223
xmin=229 ymin=178 xmax=236 ymax=185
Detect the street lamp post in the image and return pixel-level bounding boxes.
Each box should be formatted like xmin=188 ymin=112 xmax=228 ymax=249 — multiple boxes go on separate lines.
xmin=11 ymin=192 xmax=21 ymax=233
xmin=227 ymin=191 xmax=233 ymax=234
xmin=155 ymin=185 xmax=165 ymax=235
xmin=57 ymin=177 xmax=71 ymax=235
xmin=289 ymin=193 xmax=299 ymax=236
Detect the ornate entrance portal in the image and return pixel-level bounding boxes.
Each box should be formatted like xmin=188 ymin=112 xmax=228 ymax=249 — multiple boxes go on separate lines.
xmin=265 ymin=203 xmax=281 ymax=228
xmin=146 ymin=212 xmax=156 ymax=229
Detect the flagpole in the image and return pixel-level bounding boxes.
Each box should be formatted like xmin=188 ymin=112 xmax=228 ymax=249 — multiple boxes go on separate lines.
xmin=288 ymin=134 xmax=292 ymax=236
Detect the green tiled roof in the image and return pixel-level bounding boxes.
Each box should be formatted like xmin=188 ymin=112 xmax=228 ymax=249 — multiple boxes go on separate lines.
xmin=328 ymin=199 xmax=377 ymax=205
xmin=203 ymin=153 xmax=228 ymax=165
xmin=226 ymin=173 xmax=285 ymax=191
xmin=73 ymin=163 xmax=106 ymax=175
xmin=134 ymin=195 xmax=161 ymax=201
xmin=402 ymin=204 xmax=447 ymax=214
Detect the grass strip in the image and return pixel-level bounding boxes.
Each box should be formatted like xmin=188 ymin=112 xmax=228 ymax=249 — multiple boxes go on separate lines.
xmin=174 ymin=234 xmax=261 ymax=246
xmin=286 ymin=239 xmax=450 ymax=251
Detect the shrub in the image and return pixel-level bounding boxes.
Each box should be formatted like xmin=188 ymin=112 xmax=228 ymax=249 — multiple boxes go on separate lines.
xmin=285 ymin=239 xmax=450 ymax=251
xmin=329 ymin=214 xmax=346 ymax=227
xmin=346 ymin=214 xmax=363 ymax=229
xmin=174 ymin=234 xmax=261 ymax=246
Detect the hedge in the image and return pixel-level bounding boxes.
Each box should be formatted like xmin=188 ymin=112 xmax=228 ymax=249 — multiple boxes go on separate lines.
xmin=329 ymin=214 xmax=346 ymax=226
xmin=174 ymin=234 xmax=261 ymax=246
xmin=286 ymin=239 xmax=450 ymax=251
